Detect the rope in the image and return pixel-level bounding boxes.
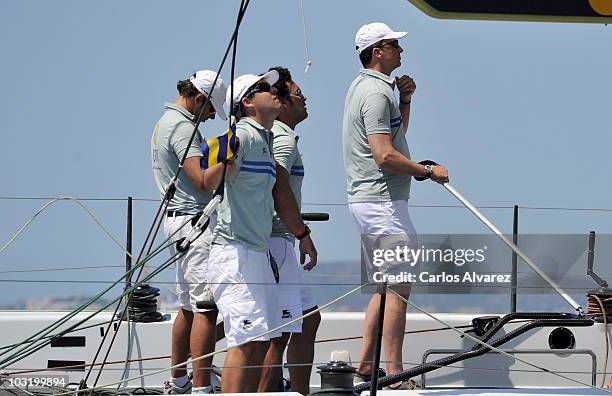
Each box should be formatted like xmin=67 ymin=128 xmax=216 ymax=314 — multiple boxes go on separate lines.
xmin=49 ymin=284 xmax=366 ymax=396
xmin=591 ymin=294 xmax=610 ymax=388
xmin=0 ymin=235 xmax=179 ymax=368
xmin=299 ymin=0 xmax=312 ymax=73
xmin=87 ymin=0 xmax=251 ymax=384
xmin=388 ymin=288 xmax=612 ymax=394
xmin=0 ymin=197 xmax=132 ymax=258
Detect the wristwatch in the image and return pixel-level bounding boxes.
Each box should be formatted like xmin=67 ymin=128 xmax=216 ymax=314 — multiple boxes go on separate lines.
xmin=296 ymin=225 xmax=311 ymax=240
xmin=423 ymin=164 xmax=433 ymax=179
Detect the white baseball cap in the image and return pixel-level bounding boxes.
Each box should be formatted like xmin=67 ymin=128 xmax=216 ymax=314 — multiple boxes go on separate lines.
xmin=189 ymin=70 xmax=228 ymax=120
xmin=226 ymin=70 xmax=280 ymax=109
xmin=355 ymin=22 xmax=407 ymax=54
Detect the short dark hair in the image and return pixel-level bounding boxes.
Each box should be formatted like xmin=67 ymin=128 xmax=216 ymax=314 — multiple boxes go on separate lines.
xmin=176 ymin=74 xmax=200 ymax=97
xmin=358 ymin=39 xmax=390 ymax=67
xmin=269 ymin=66 xmax=293 ymax=104
xmin=231 ymin=102 xmax=244 ymax=120
xmin=358 ymin=46 xmax=375 ymax=67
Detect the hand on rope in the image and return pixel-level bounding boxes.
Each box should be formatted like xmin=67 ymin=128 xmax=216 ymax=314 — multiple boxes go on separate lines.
xmin=177 ymin=117 xmax=239 ymax=253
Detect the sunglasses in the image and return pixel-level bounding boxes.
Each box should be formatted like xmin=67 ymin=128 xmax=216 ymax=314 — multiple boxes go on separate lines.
xmin=204 ymin=96 xmax=216 ymax=113
xmin=291 ymin=88 xmax=305 ymax=99
xmin=377 ymin=40 xmax=400 ymax=49
xmin=245 ymin=81 xmax=272 ymax=98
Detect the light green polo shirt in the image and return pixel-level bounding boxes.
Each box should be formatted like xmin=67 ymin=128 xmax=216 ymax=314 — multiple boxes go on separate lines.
xmin=271 ymin=120 xmax=304 ymax=242
xmin=342 ymin=69 xmax=411 ymax=203
xmin=151 ymin=103 xmax=212 ymax=213
xmin=212 ymin=117 xmax=277 ymax=252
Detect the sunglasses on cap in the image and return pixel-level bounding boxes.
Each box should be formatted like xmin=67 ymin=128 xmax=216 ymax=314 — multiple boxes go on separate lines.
xmin=245 ymin=81 xmax=272 ymax=99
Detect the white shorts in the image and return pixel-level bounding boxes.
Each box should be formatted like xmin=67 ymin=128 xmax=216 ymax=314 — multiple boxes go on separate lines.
xmin=298 ymin=272 xmax=317 ymax=312
xmin=348 ymin=200 xmax=417 ymax=236
xmin=164 ymin=213 xmax=216 ymax=313
xmin=349 ymin=200 xmax=417 ymax=289
xmin=208 ymin=243 xmax=282 ymax=347
xmin=269 ymin=237 xmax=303 ymax=334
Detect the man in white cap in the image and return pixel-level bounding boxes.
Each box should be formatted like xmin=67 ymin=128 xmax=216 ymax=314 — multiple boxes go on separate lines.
xmin=342 ymin=23 xmax=449 ymax=389
xmin=151 ymin=70 xmax=227 ymax=394
xmin=207 ymin=71 xmax=317 ymax=393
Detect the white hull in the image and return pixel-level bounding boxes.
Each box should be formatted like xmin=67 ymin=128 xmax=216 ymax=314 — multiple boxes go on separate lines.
xmin=0 ymin=310 xmax=606 ymax=393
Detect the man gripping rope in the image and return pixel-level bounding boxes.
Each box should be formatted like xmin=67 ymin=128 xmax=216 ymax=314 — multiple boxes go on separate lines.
xmin=257 ymin=67 xmax=320 ymax=395
xmin=151 ymin=70 xmax=227 ymax=395
xmin=341 ymin=23 xmax=448 ymax=390
xmin=207 ymin=71 xmax=317 ymax=393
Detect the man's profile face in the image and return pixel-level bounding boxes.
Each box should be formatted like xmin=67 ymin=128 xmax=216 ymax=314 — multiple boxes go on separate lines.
xmin=194 ymin=93 xmax=216 ymax=121
xmin=375 ymin=39 xmax=403 ymax=70
xmin=285 ymin=81 xmax=308 ymax=123
xmin=246 ymin=79 xmax=281 ymax=118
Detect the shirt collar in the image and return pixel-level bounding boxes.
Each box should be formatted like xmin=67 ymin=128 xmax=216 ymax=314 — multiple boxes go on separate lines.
xmin=164 ymin=102 xmax=196 ymax=121
xmin=241 ymin=117 xmax=269 ymax=132
xmin=273 ymin=120 xmax=299 ymax=141
xmin=359 ymin=68 xmax=395 ymax=88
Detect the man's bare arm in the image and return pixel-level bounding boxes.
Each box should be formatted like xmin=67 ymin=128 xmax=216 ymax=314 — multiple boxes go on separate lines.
xmin=272 ymin=166 xmax=318 ymax=270
xmin=183 ymin=157 xmax=236 ymax=192
xmin=368 ymin=133 xmax=448 ymax=183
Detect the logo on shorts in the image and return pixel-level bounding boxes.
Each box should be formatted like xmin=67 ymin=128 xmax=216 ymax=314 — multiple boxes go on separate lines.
xmin=281 ymin=309 xmax=292 ymax=319
xmin=241 ymin=319 xmax=253 ymax=330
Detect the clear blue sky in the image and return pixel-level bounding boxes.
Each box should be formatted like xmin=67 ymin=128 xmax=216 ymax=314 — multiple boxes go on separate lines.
xmin=1 ymin=0 xmax=611 ymax=310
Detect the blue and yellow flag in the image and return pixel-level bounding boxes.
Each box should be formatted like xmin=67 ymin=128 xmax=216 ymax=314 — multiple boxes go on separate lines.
xmin=200 ymin=116 xmax=238 ymax=169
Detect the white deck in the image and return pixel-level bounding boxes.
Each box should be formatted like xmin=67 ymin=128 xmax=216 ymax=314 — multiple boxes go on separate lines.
xmin=0 ymin=311 xmax=606 ymax=392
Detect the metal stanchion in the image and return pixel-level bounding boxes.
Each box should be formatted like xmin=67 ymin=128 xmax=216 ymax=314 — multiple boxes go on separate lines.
xmin=125 ymin=196 xmax=133 ymax=292
xmin=370 ymin=282 xmax=387 ymax=396
xmin=511 ymin=204 xmax=518 ymax=313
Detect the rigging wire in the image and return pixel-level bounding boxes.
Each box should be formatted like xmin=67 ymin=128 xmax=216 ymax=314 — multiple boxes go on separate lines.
xmin=87 ymin=0 xmax=250 ymax=387
xmin=0 ymin=235 xmax=179 ymax=369
xmin=4 ymin=293 xmax=606 ymax=394
xmin=0 ymin=197 xmax=131 ymax=258
xmin=48 ymin=284 xmax=366 ymax=396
